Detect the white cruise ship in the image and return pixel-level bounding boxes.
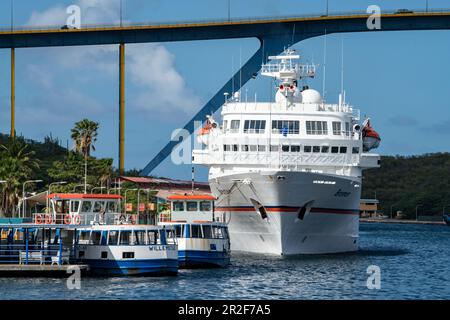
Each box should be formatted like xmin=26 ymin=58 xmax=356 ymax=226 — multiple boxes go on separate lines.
xmin=192 ymin=49 xmax=381 ymax=255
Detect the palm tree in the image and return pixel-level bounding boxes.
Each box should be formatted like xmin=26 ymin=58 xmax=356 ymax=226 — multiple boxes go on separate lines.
xmin=0 ymin=140 xmax=40 ymax=216
xmin=70 ymin=119 xmax=100 ymax=194
xmin=71 ymin=119 xmax=99 ymax=159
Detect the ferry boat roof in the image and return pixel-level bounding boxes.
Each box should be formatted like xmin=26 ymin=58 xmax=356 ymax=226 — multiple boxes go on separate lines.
xmin=159 ymin=220 xmax=227 ymax=226
xmin=77 ymin=224 xmax=174 ymax=231
xmin=167 ymin=194 xmax=216 ymax=201
xmin=47 ymin=193 xmax=123 ymax=200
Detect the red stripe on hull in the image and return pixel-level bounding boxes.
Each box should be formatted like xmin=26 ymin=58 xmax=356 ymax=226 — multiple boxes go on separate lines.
xmin=215 ymin=207 xmax=359 ymax=215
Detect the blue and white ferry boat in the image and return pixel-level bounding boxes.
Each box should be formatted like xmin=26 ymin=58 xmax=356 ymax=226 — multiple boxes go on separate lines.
xmin=34 ymin=193 xmax=179 ymax=276
xmin=159 ymin=194 xmax=230 ymax=268
xmin=74 ymin=224 xmax=178 ymax=276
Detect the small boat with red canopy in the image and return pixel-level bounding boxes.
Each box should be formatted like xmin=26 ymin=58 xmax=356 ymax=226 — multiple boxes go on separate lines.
xmin=32 ymin=193 xmax=178 ymax=276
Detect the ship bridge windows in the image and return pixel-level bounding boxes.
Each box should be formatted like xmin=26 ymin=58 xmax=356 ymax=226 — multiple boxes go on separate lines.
xmin=352 ymin=147 xmax=360 ymax=154
xmin=291 ymin=145 xmax=301 ymax=152
xmin=93 ymin=201 xmax=105 ymax=213
xmin=191 ymin=225 xmax=202 ymax=238
xmin=134 ymin=230 xmax=146 ymax=245
xmin=306 ymin=121 xmax=328 ymax=135
xmin=340 ymin=146 xmax=347 ymax=154
xmin=119 ymin=231 xmax=132 ymax=245
xmin=345 ymin=122 xmax=351 ymax=136
xmin=331 ymin=146 xmax=339 ymax=154
xmin=173 ymin=225 xmax=183 ymax=238
xmin=321 ymin=146 xmax=329 ymax=153
xmin=200 ymin=201 xmax=212 ymax=211
xmin=272 ymin=120 xmax=300 ymax=135
xmin=212 ymin=226 xmax=228 ymax=239
xmin=202 ymin=225 xmax=213 ymax=239
xmin=70 ymin=201 xmax=80 ymax=214
xmin=186 ymin=201 xmax=198 ymax=212
xmin=81 ymin=201 xmax=92 ymax=213
xmin=172 ymin=201 xmax=185 ymax=212
xmin=244 ymin=120 xmax=266 ymax=134
xmin=107 ymin=230 xmax=119 ymax=245
xmin=230 ymin=120 xmax=240 ymax=133
xmin=332 ymin=122 xmax=342 ymax=135
xmin=106 ymin=201 xmax=118 ymax=213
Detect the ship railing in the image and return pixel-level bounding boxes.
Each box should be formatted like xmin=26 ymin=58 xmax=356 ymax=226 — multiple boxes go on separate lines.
xmin=31 ymin=212 xmax=145 ymax=226
xmin=222 ymin=102 xmax=358 ymax=115
xmin=194 ymin=149 xmax=360 ymax=167
xmin=261 ymin=63 xmax=316 ymax=76
xmin=0 ymin=243 xmax=74 ymax=266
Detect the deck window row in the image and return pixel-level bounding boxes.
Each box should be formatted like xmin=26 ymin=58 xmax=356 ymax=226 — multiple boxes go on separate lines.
xmin=223 ymin=144 xmax=359 ymax=154
xmin=224 ymin=119 xmax=352 ymax=136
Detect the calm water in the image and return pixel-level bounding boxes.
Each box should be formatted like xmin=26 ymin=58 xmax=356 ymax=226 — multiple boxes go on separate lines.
xmin=1 ymin=222 xmax=449 ymax=300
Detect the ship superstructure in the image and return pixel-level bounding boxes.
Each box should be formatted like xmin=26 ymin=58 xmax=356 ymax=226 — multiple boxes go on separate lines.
xmin=193 ymin=49 xmax=380 ymax=255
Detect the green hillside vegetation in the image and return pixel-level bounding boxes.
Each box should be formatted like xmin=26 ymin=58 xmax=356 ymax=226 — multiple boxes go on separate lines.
xmin=362 ymin=153 xmax=450 ymax=219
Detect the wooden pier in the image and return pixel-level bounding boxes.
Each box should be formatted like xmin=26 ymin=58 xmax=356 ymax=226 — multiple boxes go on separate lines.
xmin=0 ymin=264 xmax=89 ymax=277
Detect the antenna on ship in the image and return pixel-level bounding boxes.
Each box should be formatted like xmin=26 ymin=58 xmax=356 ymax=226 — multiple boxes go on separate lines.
xmin=231 ymin=55 xmax=235 ymax=96
xmin=191 ymin=163 xmax=195 ymax=194
xmin=339 ymin=35 xmax=345 ymax=107
xmin=239 ymin=45 xmax=242 ymax=102
xmin=322 ymin=28 xmax=327 ymax=101
xmin=291 ymin=23 xmax=296 ymax=47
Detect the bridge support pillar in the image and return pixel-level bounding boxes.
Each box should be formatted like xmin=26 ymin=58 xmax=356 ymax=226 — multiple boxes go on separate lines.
xmin=10 ymin=48 xmax=15 ymax=139
xmin=119 ymin=43 xmax=125 ymax=175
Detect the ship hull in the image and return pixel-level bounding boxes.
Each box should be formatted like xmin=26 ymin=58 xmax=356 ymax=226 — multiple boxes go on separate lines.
xmin=210 ymin=171 xmax=361 ymax=255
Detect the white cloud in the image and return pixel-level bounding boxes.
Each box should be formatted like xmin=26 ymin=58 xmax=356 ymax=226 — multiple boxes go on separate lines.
xmin=27 ymin=0 xmax=120 ymax=27
xmin=27 ymin=5 xmax=67 ymax=27
xmin=24 ymin=0 xmax=201 ymax=120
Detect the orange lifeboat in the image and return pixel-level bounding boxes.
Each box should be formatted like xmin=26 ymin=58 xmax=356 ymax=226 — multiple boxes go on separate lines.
xmin=196 ymin=116 xmax=217 ymax=145
xmin=362 ymin=119 xmax=381 ymax=151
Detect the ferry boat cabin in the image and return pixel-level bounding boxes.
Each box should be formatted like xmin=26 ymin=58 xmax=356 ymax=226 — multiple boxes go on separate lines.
xmin=75 ymin=224 xmax=178 ymax=276
xmin=159 ymin=194 xmax=230 ymax=268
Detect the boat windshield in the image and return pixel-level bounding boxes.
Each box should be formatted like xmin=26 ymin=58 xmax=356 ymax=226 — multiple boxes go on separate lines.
xmin=75 ymin=228 xmax=177 ymax=246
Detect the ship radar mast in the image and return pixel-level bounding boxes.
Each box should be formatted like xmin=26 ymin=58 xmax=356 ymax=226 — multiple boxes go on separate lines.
xmin=261 ymin=49 xmax=316 ymax=105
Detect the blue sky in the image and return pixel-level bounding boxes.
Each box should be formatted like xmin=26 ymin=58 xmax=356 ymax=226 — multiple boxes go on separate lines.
xmin=1 ymin=0 xmax=450 ymax=181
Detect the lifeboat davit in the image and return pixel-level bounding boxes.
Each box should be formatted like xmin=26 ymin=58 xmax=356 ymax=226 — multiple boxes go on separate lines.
xmin=196 ymin=116 xmax=217 ymax=145
xmin=362 ymin=119 xmax=381 ymax=151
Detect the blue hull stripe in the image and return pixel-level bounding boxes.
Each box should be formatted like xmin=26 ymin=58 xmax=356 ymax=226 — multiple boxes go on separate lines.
xmin=81 ymin=259 xmax=179 ymax=276
xmin=179 ymin=250 xmax=230 ymax=268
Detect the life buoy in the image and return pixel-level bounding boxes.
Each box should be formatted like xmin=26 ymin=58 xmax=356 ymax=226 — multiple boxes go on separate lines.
xmin=35 ymin=214 xmax=43 ymax=225
xmin=44 ymin=214 xmax=53 ymax=224
xmin=73 ymin=215 xmax=81 ymax=225
xmin=64 ymin=214 xmax=72 ymax=225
